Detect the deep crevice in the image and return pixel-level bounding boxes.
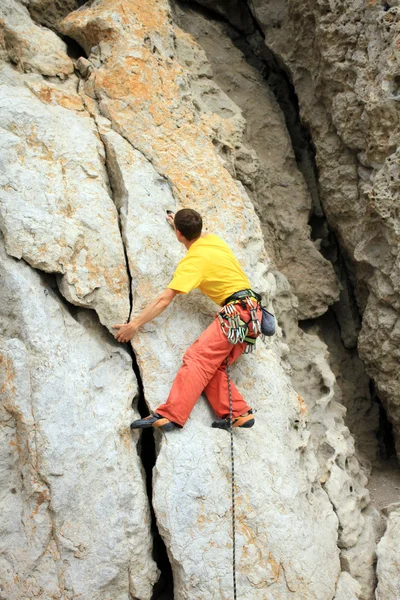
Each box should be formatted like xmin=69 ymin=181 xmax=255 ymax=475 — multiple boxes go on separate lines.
xmin=91 ymin=105 xmax=174 ymax=599
xmin=61 ymin=35 xmax=87 ymax=60
xmin=19 ymin=259 xmax=174 ymax=598
xmin=373 ymin=381 xmax=397 ymax=461
xmin=128 ymin=350 xmax=174 ymax=600
xmin=176 ymin=0 xmax=321 ymax=214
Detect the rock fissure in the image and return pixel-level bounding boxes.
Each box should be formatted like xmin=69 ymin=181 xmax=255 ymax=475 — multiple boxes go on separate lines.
xmin=77 ymin=79 xmax=175 ymax=599
xmin=134 ymin=359 xmax=174 ymax=600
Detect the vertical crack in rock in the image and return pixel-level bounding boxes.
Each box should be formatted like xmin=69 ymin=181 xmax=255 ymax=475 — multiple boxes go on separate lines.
xmin=78 ymin=82 xmax=175 ymax=598
xmin=130 ymin=351 xmax=174 ymax=600
xmin=0 ymin=253 xmax=158 ymax=598
xmin=101 ymin=134 xmax=175 ymax=600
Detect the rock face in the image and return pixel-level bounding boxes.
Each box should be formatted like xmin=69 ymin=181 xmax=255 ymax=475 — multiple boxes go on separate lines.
xmin=0 ymin=0 xmax=73 ymax=76
xmin=0 ymin=0 xmax=396 ymax=599
xmin=0 ymin=65 xmax=130 ymax=330
xmin=0 ymin=237 xmax=158 ymax=599
xmin=376 ymin=508 xmax=400 ymax=600
xmin=248 ymin=0 xmax=400 ymax=447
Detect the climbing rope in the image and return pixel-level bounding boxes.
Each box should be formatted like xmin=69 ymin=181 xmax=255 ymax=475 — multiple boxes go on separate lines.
xmin=226 ymin=357 xmax=237 ymax=600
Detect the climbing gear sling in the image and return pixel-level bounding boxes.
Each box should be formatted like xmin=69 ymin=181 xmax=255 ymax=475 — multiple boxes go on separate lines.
xmin=218 ymin=291 xmax=262 ymax=353
xmin=220 ymin=289 xmax=276 ymax=343
xmin=226 ymin=357 xmax=237 ymax=600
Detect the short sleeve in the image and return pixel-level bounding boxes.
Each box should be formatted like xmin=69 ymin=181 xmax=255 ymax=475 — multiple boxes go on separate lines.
xmin=167 ymin=255 xmax=204 ymax=294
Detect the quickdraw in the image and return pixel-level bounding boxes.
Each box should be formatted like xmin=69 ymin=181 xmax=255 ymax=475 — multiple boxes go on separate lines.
xmin=218 ymin=296 xmax=261 ymax=352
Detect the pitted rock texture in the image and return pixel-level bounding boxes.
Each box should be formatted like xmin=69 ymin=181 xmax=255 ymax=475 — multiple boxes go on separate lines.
xmin=376 ymin=508 xmax=400 ymax=600
xmin=247 ymin=0 xmax=400 ymax=447
xmin=28 ymin=0 xmax=83 ymax=30
xmin=0 ymin=237 xmax=158 ymax=600
xmin=278 ymin=288 xmax=377 ymax=598
xmin=0 ymin=66 xmax=130 ymax=330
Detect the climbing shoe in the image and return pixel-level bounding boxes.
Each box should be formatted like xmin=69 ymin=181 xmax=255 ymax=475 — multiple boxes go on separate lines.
xmin=212 ymin=410 xmax=255 ymax=430
xmin=130 ymin=413 xmax=176 ymax=432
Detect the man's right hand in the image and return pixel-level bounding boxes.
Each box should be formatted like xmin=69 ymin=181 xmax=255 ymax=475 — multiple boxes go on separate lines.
xmin=166 ymin=211 xmax=175 ymax=227
xmin=112 ymin=322 xmax=137 ymax=343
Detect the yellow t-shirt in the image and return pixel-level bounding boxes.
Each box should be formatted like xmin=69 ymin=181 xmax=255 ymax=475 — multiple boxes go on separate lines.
xmin=167 ymin=234 xmax=251 ymax=306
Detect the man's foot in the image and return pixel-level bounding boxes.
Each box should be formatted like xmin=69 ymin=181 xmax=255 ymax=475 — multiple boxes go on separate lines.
xmin=212 ymin=410 xmax=255 ymax=430
xmin=130 ymin=413 xmax=176 ymax=432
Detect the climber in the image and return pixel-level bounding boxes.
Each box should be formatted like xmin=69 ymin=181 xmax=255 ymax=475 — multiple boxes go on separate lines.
xmin=112 ymin=208 xmax=262 ymax=432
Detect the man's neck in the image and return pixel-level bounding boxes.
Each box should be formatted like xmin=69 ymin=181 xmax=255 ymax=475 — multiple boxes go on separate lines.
xmin=183 ymin=235 xmax=201 ymax=250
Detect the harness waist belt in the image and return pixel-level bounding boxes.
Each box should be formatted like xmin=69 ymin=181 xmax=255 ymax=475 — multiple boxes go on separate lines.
xmin=223 ymin=289 xmax=261 ymax=306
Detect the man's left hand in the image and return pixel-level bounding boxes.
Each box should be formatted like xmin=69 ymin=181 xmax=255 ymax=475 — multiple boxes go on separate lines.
xmin=112 ymin=322 xmax=137 ymax=343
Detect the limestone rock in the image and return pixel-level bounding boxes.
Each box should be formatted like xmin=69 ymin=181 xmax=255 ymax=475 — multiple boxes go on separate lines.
xmin=247 ymin=0 xmax=400 ymax=446
xmin=0 ymin=237 xmax=158 ymax=599
xmin=334 ymin=572 xmax=362 ymax=600
xmin=376 ymin=508 xmax=400 ymax=600
xmin=28 ymin=0 xmax=83 ymax=30
xmin=358 ymin=150 xmax=400 ymax=445
xmin=0 ymin=66 xmax=130 ymax=329
xmin=0 ymin=0 xmax=73 ymax=77
xmin=285 ymin=314 xmax=377 ymax=598
xmin=306 ymin=312 xmax=379 ymax=466
xmin=0 ymin=0 xmax=391 ymax=597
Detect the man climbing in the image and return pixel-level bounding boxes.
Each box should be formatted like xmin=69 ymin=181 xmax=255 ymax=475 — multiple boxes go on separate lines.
xmin=113 ymin=208 xmax=262 ymax=432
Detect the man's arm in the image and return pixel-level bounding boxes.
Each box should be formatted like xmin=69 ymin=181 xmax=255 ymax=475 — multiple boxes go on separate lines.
xmin=113 ymin=288 xmax=180 ymax=343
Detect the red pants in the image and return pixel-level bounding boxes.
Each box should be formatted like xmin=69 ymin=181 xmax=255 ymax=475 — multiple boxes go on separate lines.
xmin=156 ymin=304 xmax=260 ymax=426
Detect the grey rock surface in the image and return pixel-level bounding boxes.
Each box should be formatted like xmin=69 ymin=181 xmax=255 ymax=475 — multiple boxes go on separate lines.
xmin=334 ymin=572 xmax=362 ymax=600
xmin=0 ymin=65 xmax=130 ymax=330
xmin=0 ymin=237 xmax=158 ymax=599
xmin=0 ymin=0 xmax=73 ymax=76
xmin=248 ymin=0 xmax=400 ymax=448
xmin=28 ymin=0 xmax=82 ymax=29
xmin=376 ymin=508 xmax=400 ymax=600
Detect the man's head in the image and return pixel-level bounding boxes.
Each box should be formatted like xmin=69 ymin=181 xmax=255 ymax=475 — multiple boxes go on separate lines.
xmin=174 ymin=208 xmax=202 ymax=242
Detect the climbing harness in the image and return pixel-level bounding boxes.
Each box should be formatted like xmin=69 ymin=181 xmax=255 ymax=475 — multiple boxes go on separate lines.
xmin=218 ymin=293 xmax=262 ymax=353
xmin=226 ymin=357 xmax=237 ymax=600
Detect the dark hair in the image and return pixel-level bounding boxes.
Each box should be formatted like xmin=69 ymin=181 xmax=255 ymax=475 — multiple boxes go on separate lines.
xmin=174 ymin=208 xmax=202 ymax=240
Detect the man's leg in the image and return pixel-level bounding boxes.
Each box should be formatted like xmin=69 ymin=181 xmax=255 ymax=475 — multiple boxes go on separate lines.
xmin=155 ymin=317 xmax=236 ymax=426
xmin=203 ymin=342 xmax=252 ymax=419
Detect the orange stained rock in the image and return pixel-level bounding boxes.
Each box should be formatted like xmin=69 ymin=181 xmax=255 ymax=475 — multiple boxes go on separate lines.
xmin=29 ymin=83 xmax=84 ymax=112
xmin=0 ymin=354 xmax=16 ymax=398
xmin=26 ymin=125 xmax=55 ymax=162
xmin=30 ymin=490 xmax=50 ymax=518
xmin=65 ymin=0 xmax=261 ymax=254
xmin=62 ymin=0 xmax=170 ymax=45
xmin=103 ymin=264 xmax=129 ymax=298
xmin=267 ymin=552 xmax=281 ymax=583
xmin=297 ymin=394 xmax=308 ymax=415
